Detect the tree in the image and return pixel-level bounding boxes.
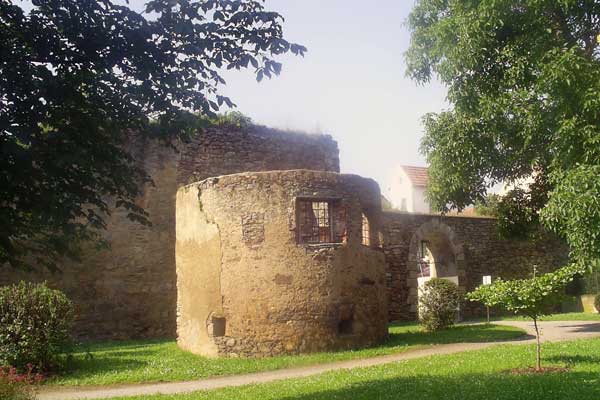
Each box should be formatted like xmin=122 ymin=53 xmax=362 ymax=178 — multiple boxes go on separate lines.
xmin=0 ymin=0 xmax=306 ymax=270
xmin=467 ymin=264 xmax=583 ymax=371
xmin=475 ymin=190 xmax=543 ymax=239
xmin=406 ymin=1 xmax=600 ymax=267
xmin=473 ymin=193 xmax=500 ymax=218
xmin=495 ymin=188 xmax=545 ymax=239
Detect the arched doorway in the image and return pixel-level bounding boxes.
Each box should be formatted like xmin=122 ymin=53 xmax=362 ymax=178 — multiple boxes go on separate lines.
xmin=406 ymin=219 xmax=466 ymax=316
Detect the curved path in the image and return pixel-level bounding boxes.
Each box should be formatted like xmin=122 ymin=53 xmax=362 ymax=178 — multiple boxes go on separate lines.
xmin=38 ymin=320 xmax=600 ymax=400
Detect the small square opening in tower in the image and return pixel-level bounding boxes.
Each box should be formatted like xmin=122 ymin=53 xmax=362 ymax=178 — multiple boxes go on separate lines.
xmin=211 ymin=316 xmax=226 ymax=337
xmin=338 ymin=304 xmax=354 ymax=336
xmin=338 ymin=318 xmax=354 ymax=335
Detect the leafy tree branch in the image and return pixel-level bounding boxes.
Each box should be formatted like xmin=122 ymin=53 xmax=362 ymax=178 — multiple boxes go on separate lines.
xmin=406 ymin=0 xmax=600 ymax=266
xmin=0 ymin=0 xmax=305 ymax=270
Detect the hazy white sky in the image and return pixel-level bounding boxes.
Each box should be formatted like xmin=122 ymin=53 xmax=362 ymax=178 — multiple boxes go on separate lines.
xmin=22 ymin=0 xmax=449 ymax=193
xmin=217 ymin=1 xmax=449 ymax=194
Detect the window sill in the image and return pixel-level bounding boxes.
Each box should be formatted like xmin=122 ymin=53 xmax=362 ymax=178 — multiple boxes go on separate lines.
xmin=361 ymin=244 xmax=385 ymax=252
xmin=300 ymin=242 xmax=345 ymax=249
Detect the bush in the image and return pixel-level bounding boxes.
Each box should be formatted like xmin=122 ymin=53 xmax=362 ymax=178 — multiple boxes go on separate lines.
xmin=418 ymin=278 xmax=461 ymax=332
xmin=0 ymin=282 xmax=74 ymax=373
xmin=0 ymin=366 xmax=43 ymax=400
xmin=595 ymin=293 xmax=600 ymax=313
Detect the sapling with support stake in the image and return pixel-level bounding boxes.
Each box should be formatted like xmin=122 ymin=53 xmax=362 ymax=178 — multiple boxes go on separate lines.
xmin=468 ymin=265 xmax=584 ymax=371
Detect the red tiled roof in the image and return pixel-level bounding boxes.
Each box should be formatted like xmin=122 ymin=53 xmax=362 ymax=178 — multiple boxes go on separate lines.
xmin=401 ymin=166 xmax=429 ymax=187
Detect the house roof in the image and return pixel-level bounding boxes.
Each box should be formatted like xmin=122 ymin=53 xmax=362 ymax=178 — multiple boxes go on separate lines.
xmin=401 ymin=166 xmax=429 ymax=187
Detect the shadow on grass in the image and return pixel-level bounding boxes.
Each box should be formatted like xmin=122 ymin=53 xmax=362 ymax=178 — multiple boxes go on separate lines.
xmin=277 ymin=371 xmax=600 ymax=400
xmin=85 ymin=349 xmax=168 ymax=358
xmin=383 ymin=324 xmax=529 ymax=349
xmin=63 ymin=356 xmax=147 ymax=378
xmin=51 ymin=323 xmax=526 ymax=385
xmin=77 ymin=339 xmax=172 ymax=352
xmin=546 ymin=354 xmax=600 ymax=365
xmin=59 ymin=341 xmax=173 ymax=379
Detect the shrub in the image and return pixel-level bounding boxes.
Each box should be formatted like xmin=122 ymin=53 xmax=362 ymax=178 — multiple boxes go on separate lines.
xmin=418 ymin=278 xmax=461 ymax=332
xmin=0 ymin=282 xmax=74 ymax=373
xmin=0 ymin=365 xmax=43 ymax=400
xmin=595 ymin=293 xmax=600 ymax=313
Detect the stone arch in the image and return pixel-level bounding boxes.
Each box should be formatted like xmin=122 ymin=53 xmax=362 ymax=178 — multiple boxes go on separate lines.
xmin=406 ymin=219 xmax=466 ymax=315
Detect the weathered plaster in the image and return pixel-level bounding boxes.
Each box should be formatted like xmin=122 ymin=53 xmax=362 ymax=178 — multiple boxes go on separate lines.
xmin=176 ymin=170 xmax=388 ymax=357
xmin=0 ymin=126 xmax=339 ymax=340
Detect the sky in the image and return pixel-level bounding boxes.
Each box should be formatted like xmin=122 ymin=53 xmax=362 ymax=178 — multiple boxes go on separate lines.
xmin=216 ymin=1 xmax=449 ymax=195
xmin=21 ymin=0 xmax=449 ymax=195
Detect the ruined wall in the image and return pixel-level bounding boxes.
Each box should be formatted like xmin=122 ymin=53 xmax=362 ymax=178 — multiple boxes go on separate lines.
xmin=1 ymin=120 xmax=570 ymax=342
xmin=0 ymin=125 xmax=340 ymax=340
xmin=1 ymin=139 xmax=179 ymax=339
xmin=177 ymin=125 xmax=339 ymax=185
xmin=382 ymin=212 xmax=569 ymax=321
xmin=177 ymin=170 xmax=388 ymax=357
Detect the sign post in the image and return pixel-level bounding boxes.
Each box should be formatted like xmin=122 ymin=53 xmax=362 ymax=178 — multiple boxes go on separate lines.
xmin=482 ymin=275 xmax=492 ymax=324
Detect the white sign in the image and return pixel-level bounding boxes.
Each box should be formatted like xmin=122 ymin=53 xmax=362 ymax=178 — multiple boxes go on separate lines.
xmin=483 ymin=275 xmax=492 ymax=285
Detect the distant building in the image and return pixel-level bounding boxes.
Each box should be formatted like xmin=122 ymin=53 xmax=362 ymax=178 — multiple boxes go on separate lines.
xmin=388 ymin=165 xmax=430 ymax=213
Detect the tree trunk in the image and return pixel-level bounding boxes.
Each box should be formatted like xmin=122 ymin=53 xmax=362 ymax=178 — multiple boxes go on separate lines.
xmin=533 ymin=317 xmax=541 ymax=371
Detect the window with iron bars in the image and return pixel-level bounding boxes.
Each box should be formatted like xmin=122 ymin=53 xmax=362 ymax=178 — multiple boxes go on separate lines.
xmin=297 ymin=199 xmax=343 ymax=244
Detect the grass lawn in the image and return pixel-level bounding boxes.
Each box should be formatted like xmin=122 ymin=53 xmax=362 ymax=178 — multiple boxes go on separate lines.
xmin=48 ymin=323 xmax=524 ymax=387
xmin=108 ymin=338 xmax=600 ymax=400
xmin=505 ymin=312 xmax=600 ymax=322
xmin=465 ymin=312 xmax=600 ymax=324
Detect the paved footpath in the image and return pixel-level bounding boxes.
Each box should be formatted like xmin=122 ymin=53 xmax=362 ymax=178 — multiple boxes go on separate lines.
xmin=38 ymin=320 xmax=600 ymax=400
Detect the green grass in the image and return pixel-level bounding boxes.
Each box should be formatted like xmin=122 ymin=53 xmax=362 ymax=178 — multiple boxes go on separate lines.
xmin=509 ymin=312 xmax=600 ymax=321
xmin=468 ymin=312 xmax=600 ymax=323
xmin=109 ymin=338 xmax=600 ymax=400
xmin=48 ymin=323 xmax=524 ymax=387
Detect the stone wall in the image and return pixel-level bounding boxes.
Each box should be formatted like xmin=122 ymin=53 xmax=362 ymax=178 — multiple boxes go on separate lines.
xmin=176 ymin=170 xmax=388 ymax=357
xmin=0 ymin=125 xmax=340 ymax=340
xmin=177 ymin=125 xmax=339 ymax=185
xmin=0 ymin=120 xmax=571 ymax=343
xmin=382 ymin=212 xmax=569 ymax=321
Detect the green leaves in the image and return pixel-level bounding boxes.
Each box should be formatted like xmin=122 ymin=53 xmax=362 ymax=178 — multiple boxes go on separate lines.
xmin=407 ymin=1 xmax=600 ymax=264
xmin=473 ymin=194 xmax=500 ymax=217
xmin=0 ymin=0 xmax=305 ymax=270
xmin=419 ymin=278 xmax=462 ymax=332
xmin=0 ymin=282 xmax=74 ymax=373
xmin=541 ymin=165 xmax=600 ymax=267
xmin=467 ymin=264 xmax=584 ymax=319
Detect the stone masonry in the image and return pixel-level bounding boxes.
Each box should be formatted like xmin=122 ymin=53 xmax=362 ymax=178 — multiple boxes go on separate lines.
xmin=0 ymin=123 xmax=570 ymax=347
xmin=0 ymin=125 xmax=340 ymax=340
xmin=382 ymin=212 xmax=569 ymax=321
xmin=176 ymin=170 xmax=388 ymax=357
